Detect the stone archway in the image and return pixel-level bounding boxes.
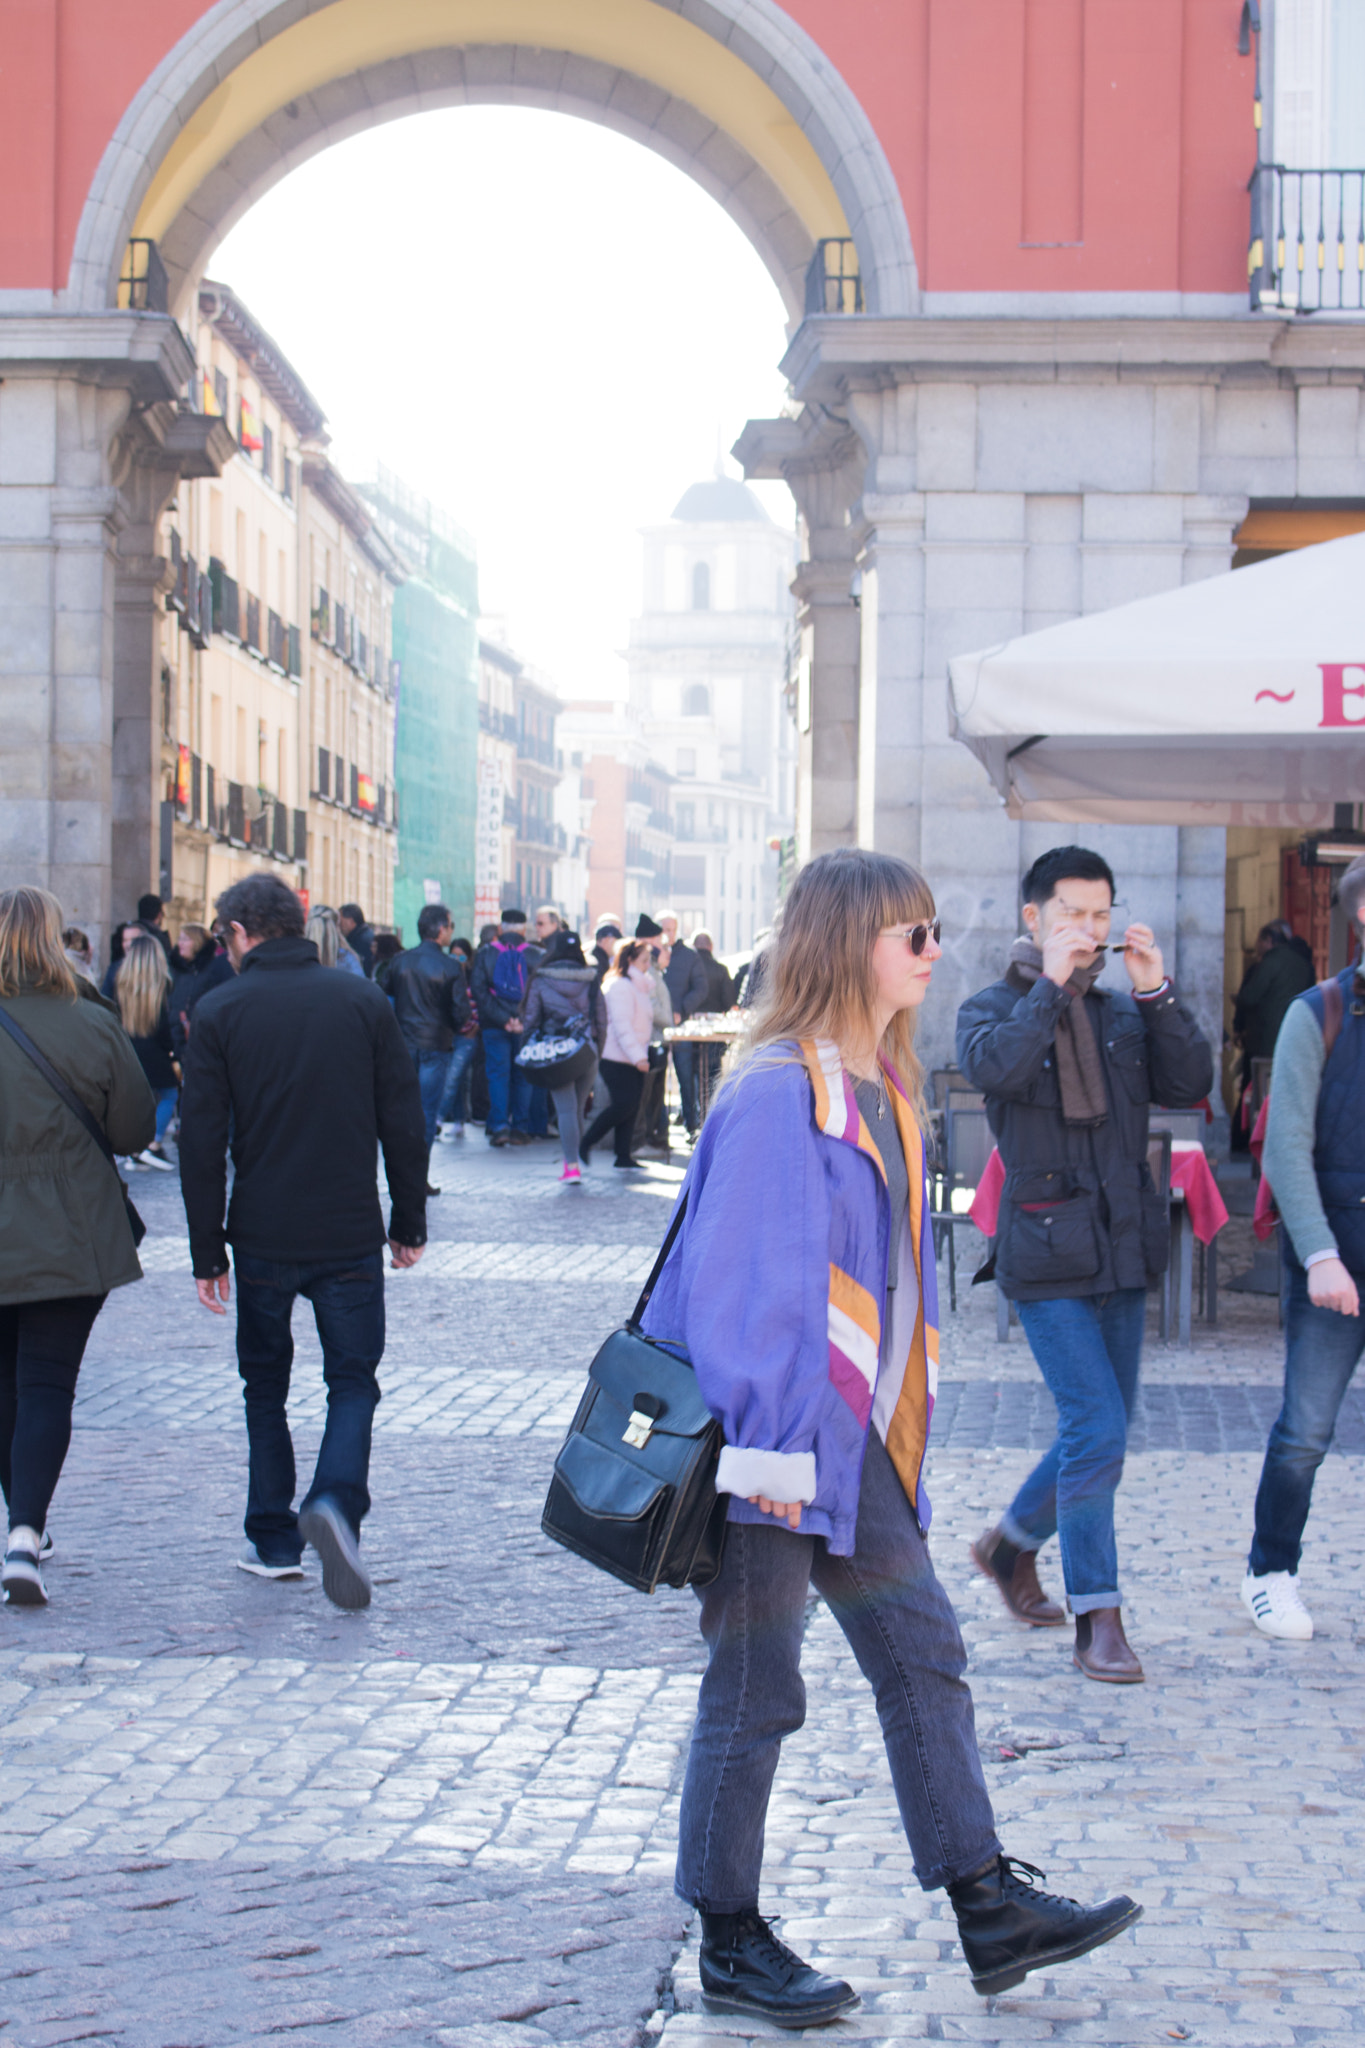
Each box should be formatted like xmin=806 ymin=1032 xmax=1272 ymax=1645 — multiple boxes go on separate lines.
xmin=65 ymin=0 xmax=918 ymax=324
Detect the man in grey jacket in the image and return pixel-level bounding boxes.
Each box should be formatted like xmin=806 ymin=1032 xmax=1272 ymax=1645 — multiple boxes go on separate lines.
xmin=1242 ymin=856 xmax=1365 ymax=1641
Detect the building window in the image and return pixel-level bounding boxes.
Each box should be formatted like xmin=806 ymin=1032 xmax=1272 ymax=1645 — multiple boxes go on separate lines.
xmin=692 ymin=561 xmax=711 ymax=610
xmin=261 ymin=422 xmax=274 ymax=483
xmin=213 ymin=367 xmax=229 ymax=417
xmin=676 ymin=748 xmax=696 ymax=776
xmin=683 ymin=685 xmax=709 ymax=718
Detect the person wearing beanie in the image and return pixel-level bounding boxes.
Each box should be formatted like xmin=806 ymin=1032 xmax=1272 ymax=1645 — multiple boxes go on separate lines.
xmin=635 ymin=912 xmax=663 ymax=941
xmin=1241 ymin=855 xmax=1365 ymax=1642
xmin=659 ymin=910 xmax=709 ymax=1139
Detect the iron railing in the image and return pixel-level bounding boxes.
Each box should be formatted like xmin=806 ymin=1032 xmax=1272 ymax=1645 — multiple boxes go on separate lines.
xmin=118 ymin=238 xmax=169 ymax=314
xmin=1249 ymin=165 xmax=1365 ymax=313
xmin=804 ymin=238 xmax=863 ymax=316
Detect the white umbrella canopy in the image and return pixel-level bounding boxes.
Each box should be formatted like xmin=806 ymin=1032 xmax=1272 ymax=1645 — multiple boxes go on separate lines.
xmin=948 ymin=532 xmax=1365 ymax=825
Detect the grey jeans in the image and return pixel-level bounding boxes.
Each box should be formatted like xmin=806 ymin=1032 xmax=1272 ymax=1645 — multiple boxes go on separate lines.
xmin=675 ymin=1430 xmax=1001 ymax=1911
xmin=550 ymin=1061 xmax=597 ymax=1167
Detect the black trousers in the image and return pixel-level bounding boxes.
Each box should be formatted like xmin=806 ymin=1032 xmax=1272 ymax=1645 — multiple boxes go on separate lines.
xmin=0 ymin=1294 xmax=107 ymax=1533
xmin=583 ymin=1059 xmax=646 ymax=1163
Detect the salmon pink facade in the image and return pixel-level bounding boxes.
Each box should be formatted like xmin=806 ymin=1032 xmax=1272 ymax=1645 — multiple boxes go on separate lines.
xmin=1 ymin=0 xmax=1363 ymax=1077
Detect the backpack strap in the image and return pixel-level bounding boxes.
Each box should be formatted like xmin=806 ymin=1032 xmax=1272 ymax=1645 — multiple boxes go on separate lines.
xmin=1318 ymin=975 xmax=1345 ymax=1060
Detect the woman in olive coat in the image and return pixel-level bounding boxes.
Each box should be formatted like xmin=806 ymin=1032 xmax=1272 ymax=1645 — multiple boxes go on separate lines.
xmin=0 ymin=886 xmax=155 ymax=1604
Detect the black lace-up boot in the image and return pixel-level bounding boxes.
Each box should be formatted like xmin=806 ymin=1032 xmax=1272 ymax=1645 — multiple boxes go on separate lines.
xmin=698 ymin=1909 xmax=860 ymax=2029
xmin=949 ymin=1855 xmax=1142 ymax=1996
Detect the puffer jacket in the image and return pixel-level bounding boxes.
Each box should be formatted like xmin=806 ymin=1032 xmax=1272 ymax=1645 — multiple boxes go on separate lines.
xmin=641 ymin=1040 xmax=940 ymax=1554
xmin=602 ymin=969 xmax=654 ymax=1065
xmin=0 ymin=981 xmax=156 ymax=1303
xmin=956 ymin=971 xmax=1213 ymax=1302
xmin=523 ymin=963 xmax=609 ymax=1051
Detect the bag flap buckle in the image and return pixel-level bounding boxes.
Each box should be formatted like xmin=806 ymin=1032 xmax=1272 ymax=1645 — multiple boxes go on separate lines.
xmin=622 ymin=1391 xmax=665 ymax=1449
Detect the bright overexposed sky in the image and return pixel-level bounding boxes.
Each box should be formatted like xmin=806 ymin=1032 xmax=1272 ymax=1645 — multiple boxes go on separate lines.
xmin=212 ymin=107 xmax=796 ymax=699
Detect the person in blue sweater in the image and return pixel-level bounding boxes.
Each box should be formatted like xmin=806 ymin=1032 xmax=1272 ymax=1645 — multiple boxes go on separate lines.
xmin=1242 ymin=854 xmax=1365 ymax=1641
xmin=642 ymin=848 xmax=1142 ymax=2030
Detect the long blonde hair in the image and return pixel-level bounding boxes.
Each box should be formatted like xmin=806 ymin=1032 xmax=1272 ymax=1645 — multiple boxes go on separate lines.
xmin=115 ymin=935 xmax=171 ymax=1039
xmin=0 ymin=886 xmax=79 ymax=1001
xmin=737 ymin=847 xmax=936 ymax=1128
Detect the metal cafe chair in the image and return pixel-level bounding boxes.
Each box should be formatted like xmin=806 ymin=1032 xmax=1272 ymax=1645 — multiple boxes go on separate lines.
xmin=1150 ymin=1110 xmax=1216 ymax=1325
xmin=1146 ymin=1129 xmax=1177 ymax=1342
xmin=930 ymin=1104 xmax=996 ymax=1314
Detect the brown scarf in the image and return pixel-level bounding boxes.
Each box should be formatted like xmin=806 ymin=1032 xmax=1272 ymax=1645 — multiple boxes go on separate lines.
xmin=1006 ymin=938 xmax=1108 ymax=1128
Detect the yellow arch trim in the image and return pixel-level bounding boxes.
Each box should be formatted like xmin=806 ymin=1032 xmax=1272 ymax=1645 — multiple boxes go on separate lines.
xmin=135 ymin=0 xmax=851 ymax=248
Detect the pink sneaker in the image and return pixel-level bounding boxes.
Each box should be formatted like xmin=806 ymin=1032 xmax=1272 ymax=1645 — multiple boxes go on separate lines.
xmin=558 ymin=1164 xmax=582 ymax=1184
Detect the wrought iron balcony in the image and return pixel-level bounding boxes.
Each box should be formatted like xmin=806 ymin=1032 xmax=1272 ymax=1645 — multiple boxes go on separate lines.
xmin=1249 ymin=164 xmax=1365 ymax=314
xmin=804 ymin=238 xmax=863 ymax=316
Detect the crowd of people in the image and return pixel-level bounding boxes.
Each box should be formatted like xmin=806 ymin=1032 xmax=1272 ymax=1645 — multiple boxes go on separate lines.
xmin=0 ymin=837 xmax=1360 ymax=2028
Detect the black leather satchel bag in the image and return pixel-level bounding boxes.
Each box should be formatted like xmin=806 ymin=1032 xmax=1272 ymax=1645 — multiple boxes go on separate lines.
xmin=542 ymin=1195 xmax=728 ymax=1593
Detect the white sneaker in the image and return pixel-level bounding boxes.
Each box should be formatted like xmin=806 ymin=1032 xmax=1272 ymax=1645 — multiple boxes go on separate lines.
xmin=1241 ymin=1570 xmax=1314 ymax=1640
xmin=237 ymin=1544 xmax=305 ymax=1580
xmin=3 ymin=1526 xmax=46 ymax=1606
xmin=436 ymin=1122 xmax=463 ymax=1142
xmin=136 ymin=1145 xmax=176 ymax=1172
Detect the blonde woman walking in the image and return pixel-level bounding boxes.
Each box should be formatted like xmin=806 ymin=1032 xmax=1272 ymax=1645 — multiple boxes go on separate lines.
xmin=114 ymin=936 xmax=179 ymax=1170
xmin=638 ymin=848 xmax=1141 ymax=2027
xmin=306 ymin=905 xmax=365 ymax=977
xmin=0 ymin=886 xmax=155 ymax=1604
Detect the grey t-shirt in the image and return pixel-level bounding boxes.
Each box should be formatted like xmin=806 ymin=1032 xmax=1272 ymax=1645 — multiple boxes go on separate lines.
xmin=853 ymin=1077 xmax=909 ymax=1294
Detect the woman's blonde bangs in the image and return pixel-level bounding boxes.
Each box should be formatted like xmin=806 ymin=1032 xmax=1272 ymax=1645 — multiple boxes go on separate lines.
xmin=0 ymin=886 xmax=80 ymax=1001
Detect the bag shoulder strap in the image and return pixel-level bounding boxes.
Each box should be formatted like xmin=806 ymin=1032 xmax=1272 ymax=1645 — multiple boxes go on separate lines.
xmin=0 ymin=1004 xmax=121 ymax=1174
xmin=626 ymin=1191 xmax=689 ymax=1330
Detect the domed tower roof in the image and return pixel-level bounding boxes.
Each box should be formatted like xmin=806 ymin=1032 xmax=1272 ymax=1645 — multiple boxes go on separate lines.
xmin=671 ymin=476 xmax=771 ymax=524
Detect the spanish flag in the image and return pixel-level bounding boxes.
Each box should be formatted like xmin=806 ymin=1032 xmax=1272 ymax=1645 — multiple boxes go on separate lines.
xmin=239 ymin=397 xmax=264 ymax=453
xmin=201 ymin=369 xmax=221 ymax=417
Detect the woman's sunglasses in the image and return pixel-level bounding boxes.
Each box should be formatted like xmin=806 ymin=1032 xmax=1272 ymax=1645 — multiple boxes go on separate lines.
xmin=880 ymin=920 xmax=942 ymax=956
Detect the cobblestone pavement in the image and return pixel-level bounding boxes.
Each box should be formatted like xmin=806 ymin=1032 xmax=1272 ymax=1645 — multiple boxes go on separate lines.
xmin=2 ymin=1138 xmax=1361 ymax=2045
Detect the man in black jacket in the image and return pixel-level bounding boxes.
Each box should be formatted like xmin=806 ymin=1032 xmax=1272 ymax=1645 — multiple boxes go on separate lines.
xmin=338 ymin=903 xmax=376 ymax=977
xmin=180 ymin=873 xmax=427 ymax=1611
xmin=385 ymin=902 xmax=472 ymax=1188
xmin=471 ymin=909 xmax=534 ymax=1146
xmin=659 ymin=909 xmax=709 ymax=1138
xmin=956 ymin=846 xmax=1212 ymax=1685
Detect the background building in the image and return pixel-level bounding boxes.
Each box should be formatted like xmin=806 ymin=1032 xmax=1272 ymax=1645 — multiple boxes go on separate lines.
xmin=556 ymin=702 xmax=673 ymax=937
xmin=629 ymin=471 xmax=796 ymax=951
xmin=157 ymin=282 xmax=317 ymax=927
xmin=301 ymin=453 xmax=402 ymax=928
xmin=360 ymin=470 xmax=478 ymax=939
xmin=513 ymin=666 xmax=565 ymax=916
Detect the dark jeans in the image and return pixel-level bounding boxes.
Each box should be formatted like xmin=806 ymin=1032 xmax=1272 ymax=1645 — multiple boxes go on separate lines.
xmin=1005 ymin=1288 xmax=1146 ymax=1611
xmin=676 ymin=1431 xmax=1001 ymax=1911
xmin=437 ymin=1036 xmax=476 ymax=1124
xmin=1249 ymin=1255 xmax=1365 ymax=1576
xmin=233 ymin=1250 xmax=386 ymax=1562
xmin=0 ymin=1294 xmax=106 ymax=1532
xmin=410 ymin=1046 xmax=452 ymax=1152
xmin=672 ymin=1042 xmax=699 ymax=1132
xmin=482 ymin=1027 xmax=533 ymax=1136
xmin=582 ymin=1059 xmax=645 ymax=1164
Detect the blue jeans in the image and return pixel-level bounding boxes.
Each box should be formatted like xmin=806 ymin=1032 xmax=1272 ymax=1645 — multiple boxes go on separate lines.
xmin=437 ymin=1037 xmax=476 ymax=1125
xmin=153 ymin=1086 xmax=177 ymax=1145
xmin=410 ymin=1047 xmax=452 ymax=1152
xmin=1249 ymin=1255 xmax=1365 ymax=1577
xmin=1004 ymin=1288 xmax=1147 ymax=1611
xmin=482 ymin=1027 xmax=532 ymax=1135
xmin=233 ymin=1249 xmax=386 ymax=1562
xmin=676 ymin=1431 xmax=1000 ymax=1910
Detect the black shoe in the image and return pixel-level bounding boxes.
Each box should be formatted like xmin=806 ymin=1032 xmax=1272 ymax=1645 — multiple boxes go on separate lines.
xmin=425 ymin=1182 xmax=441 ymax=1197
xmin=298 ymin=1497 xmax=371 ymax=1611
xmin=698 ymin=1910 xmax=859 ymax=2030
xmin=613 ymin=1158 xmax=647 ymax=1172
xmin=489 ymin=1129 xmax=510 ymax=1148
xmin=950 ymin=1855 xmax=1142 ymax=1997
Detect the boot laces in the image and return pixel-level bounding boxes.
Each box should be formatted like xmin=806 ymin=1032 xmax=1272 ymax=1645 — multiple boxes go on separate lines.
xmin=1000 ymin=1856 xmax=1081 ymax=1909
xmin=734 ymin=1910 xmax=804 ymax=1978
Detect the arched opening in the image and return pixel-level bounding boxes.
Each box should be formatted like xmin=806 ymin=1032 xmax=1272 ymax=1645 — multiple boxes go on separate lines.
xmin=691 ymin=563 xmax=711 ymax=612
xmin=70 ymin=0 xmax=917 ymax=320
xmin=683 ymin=684 xmax=711 ymax=717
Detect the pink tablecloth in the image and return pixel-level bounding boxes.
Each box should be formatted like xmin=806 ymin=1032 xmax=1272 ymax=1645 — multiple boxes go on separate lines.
xmin=968 ymin=1142 xmax=1229 ymax=1246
